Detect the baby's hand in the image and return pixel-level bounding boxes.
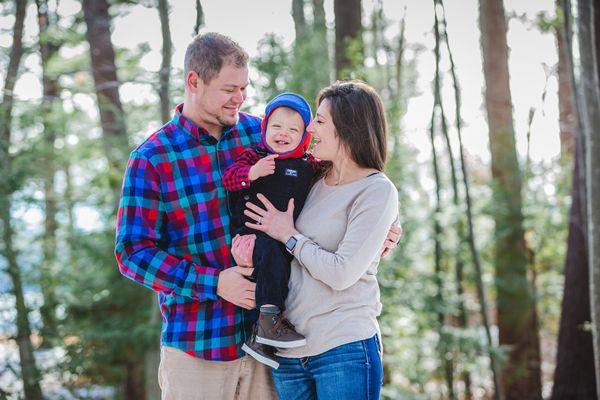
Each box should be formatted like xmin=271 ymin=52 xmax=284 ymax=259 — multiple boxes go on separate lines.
xmin=249 ymin=154 xmax=278 ymax=181
xmin=231 ymin=234 xmax=256 ymax=267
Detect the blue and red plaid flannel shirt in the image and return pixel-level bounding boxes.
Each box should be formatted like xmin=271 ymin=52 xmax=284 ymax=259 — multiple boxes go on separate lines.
xmin=115 ymin=103 xmax=261 ymax=361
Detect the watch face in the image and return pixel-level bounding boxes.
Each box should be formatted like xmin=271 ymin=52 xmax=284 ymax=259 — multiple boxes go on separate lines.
xmin=286 ymin=236 xmax=297 ymax=251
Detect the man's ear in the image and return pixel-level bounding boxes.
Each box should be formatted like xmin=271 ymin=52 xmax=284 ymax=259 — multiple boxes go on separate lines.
xmin=186 ymin=70 xmax=201 ymax=92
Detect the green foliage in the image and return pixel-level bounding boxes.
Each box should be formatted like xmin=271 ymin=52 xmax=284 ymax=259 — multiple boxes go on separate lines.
xmin=253 ymin=33 xmax=292 ymax=105
xmin=536 ymin=9 xmax=563 ymax=33
xmin=60 ymin=230 xmax=157 ymax=389
xmin=287 ymin=29 xmax=331 ymax=106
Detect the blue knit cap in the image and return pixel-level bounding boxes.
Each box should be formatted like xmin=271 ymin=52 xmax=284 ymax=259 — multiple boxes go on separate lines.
xmin=261 ymin=93 xmax=313 ymax=158
xmin=264 ymin=93 xmax=312 ymax=129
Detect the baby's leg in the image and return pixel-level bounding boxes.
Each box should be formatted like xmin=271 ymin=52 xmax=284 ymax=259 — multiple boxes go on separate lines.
xmin=252 ymin=235 xmax=290 ymax=310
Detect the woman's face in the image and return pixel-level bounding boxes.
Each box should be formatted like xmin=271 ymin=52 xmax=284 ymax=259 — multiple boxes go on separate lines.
xmin=308 ymin=99 xmax=343 ymax=162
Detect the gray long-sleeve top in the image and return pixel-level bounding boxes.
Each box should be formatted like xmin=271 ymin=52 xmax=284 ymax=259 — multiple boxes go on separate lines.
xmin=278 ymin=172 xmax=399 ymax=358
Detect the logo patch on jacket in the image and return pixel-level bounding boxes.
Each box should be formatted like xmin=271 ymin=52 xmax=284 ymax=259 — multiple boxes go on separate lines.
xmin=285 ymin=168 xmax=298 ymax=177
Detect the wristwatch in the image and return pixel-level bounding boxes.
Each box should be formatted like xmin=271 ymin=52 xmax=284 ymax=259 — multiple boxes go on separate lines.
xmin=285 ymin=235 xmax=298 ymax=254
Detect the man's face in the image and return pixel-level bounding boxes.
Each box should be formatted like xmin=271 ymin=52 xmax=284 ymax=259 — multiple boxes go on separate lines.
xmin=265 ymin=107 xmax=305 ymax=153
xmin=187 ymin=62 xmax=249 ymax=132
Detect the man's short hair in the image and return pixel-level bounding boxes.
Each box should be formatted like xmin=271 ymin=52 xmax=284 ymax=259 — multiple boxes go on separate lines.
xmin=184 ymin=32 xmax=249 ymax=83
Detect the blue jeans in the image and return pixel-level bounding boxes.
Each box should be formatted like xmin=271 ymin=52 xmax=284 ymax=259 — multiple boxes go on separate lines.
xmin=272 ymin=335 xmax=383 ymax=400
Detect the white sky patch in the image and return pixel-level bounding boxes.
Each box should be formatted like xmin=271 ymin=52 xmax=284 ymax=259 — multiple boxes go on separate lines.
xmin=74 ymin=205 xmax=103 ymax=232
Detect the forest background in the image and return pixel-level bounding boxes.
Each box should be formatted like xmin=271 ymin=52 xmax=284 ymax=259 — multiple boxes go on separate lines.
xmin=1 ymin=0 xmax=600 ymax=399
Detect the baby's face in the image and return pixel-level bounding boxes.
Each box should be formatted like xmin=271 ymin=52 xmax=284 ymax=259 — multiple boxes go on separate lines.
xmin=265 ymin=107 xmax=305 ymax=153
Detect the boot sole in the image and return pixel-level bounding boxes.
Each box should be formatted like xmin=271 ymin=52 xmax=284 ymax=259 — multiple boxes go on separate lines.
xmin=256 ymin=336 xmax=307 ymax=348
xmin=241 ymin=343 xmax=280 ymax=369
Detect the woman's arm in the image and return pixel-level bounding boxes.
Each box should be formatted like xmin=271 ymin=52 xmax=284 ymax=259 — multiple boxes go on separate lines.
xmin=245 ymin=181 xmax=399 ymax=291
xmin=293 ymin=183 xmax=398 ymax=290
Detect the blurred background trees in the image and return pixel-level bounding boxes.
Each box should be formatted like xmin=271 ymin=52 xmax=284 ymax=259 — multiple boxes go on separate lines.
xmin=1 ymin=0 xmax=599 ymax=399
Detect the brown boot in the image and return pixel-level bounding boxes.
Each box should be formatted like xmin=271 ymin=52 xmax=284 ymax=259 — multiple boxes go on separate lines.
xmin=242 ymin=325 xmax=280 ymax=369
xmin=256 ymin=311 xmax=307 ymax=348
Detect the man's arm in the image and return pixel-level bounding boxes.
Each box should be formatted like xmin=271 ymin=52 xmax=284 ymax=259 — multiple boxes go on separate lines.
xmin=115 ymin=151 xmax=221 ymax=301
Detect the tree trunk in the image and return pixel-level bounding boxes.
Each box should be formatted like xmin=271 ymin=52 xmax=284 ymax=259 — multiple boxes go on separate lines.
xmin=158 ymin=0 xmax=172 ymax=123
xmin=439 ymin=0 xmax=501 ymax=396
xmin=429 ymin=109 xmax=455 ymax=400
xmin=292 ymin=0 xmax=306 ymax=40
xmin=312 ymin=0 xmax=331 ymax=91
xmin=124 ymin=361 xmax=146 ymax=400
xmin=194 ymin=0 xmax=204 ymax=36
xmin=0 ymin=1 xmax=44 ymax=399
xmin=556 ymin=0 xmax=576 ymax=159
xmin=36 ymin=0 xmax=61 ymax=345
xmin=82 ymin=0 xmax=128 ymax=198
xmin=312 ymin=0 xmax=326 ymax=31
xmin=435 ymin=12 xmax=472 ymax=398
xmin=333 ymin=0 xmax=362 ymax=78
xmin=63 ymin=164 xmax=80 ymax=269
xmin=551 ymin=138 xmax=597 ymax=399
xmin=432 ymin=10 xmax=455 ymax=398
xmin=146 ymin=2 xmax=173 ymax=398
xmin=478 ymin=0 xmax=542 ymax=398
xmin=577 ymin=0 xmax=600 ymax=394
xmin=550 ymin=1 xmax=598 ymax=396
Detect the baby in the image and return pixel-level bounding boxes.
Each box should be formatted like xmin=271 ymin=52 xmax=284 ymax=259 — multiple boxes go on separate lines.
xmin=223 ymin=93 xmax=322 ymax=368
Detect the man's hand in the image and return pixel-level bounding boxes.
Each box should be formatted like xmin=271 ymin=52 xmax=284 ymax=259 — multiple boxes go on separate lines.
xmin=380 ymin=222 xmax=403 ymax=259
xmin=248 ymin=154 xmax=278 ymax=181
xmin=231 ymin=234 xmax=256 ymax=267
xmin=217 ymin=267 xmax=256 ymax=310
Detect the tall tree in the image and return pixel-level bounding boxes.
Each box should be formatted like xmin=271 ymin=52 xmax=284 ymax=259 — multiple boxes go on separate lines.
xmin=292 ymin=0 xmax=306 ymax=40
xmin=555 ymin=0 xmax=576 ymax=158
xmin=0 ymin=1 xmax=44 ymax=398
xmin=312 ymin=0 xmax=330 ymax=84
xmin=479 ymin=0 xmax=542 ymax=398
xmin=194 ymin=0 xmax=204 ymax=36
xmin=551 ymin=141 xmax=597 ymax=399
xmin=36 ymin=0 xmax=61 ymax=344
xmin=550 ymin=1 xmax=597 ymax=397
xmin=431 ymin=8 xmax=455 ymax=398
xmin=82 ymin=0 xmax=128 ymax=198
xmin=577 ymin=0 xmax=600 ymax=393
xmin=82 ymin=2 xmax=145 ymax=398
xmin=158 ymin=0 xmax=172 ymax=122
xmin=313 ymin=0 xmax=326 ymax=32
xmin=439 ymin=1 xmax=501 ymax=397
xmin=433 ymin=6 xmax=476 ymax=397
xmin=333 ymin=0 xmax=363 ymax=78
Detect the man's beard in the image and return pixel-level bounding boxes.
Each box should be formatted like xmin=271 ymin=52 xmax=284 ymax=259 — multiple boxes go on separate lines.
xmin=217 ymin=113 xmax=239 ymax=128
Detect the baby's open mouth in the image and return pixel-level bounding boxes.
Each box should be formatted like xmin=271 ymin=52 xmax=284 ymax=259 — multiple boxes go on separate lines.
xmin=275 ymin=140 xmax=290 ymax=145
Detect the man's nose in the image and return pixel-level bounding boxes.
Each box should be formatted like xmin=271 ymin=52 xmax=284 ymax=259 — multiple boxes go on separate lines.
xmin=232 ymin=90 xmax=244 ymax=104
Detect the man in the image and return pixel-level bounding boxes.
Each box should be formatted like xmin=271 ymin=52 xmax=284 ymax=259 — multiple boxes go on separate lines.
xmin=115 ymin=32 xmax=400 ymax=399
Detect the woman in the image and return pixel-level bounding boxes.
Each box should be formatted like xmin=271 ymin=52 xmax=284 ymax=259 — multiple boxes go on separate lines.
xmin=239 ymin=80 xmax=398 ymax=399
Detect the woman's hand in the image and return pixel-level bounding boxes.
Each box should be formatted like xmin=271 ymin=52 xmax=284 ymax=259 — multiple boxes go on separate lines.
xmin=245 ymin=194 xmax=298 ymax=243
xmin=231 ymin=234 xmax=256 ymax=267
xmin=380 ymin=222 xmax=402 ymax=259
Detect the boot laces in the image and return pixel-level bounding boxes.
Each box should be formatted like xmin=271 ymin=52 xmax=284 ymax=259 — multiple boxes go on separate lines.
xmin=273 ymin=315 xmax=296 ymax=334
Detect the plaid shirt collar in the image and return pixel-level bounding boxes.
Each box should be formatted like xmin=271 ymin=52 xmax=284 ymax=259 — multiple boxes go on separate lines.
xmin=171 ymin=103 xmax=239 ymax=145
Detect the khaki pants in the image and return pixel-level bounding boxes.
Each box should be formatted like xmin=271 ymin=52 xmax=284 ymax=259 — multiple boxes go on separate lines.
xmin=158 ymin=346 xmax=277 ymax=400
